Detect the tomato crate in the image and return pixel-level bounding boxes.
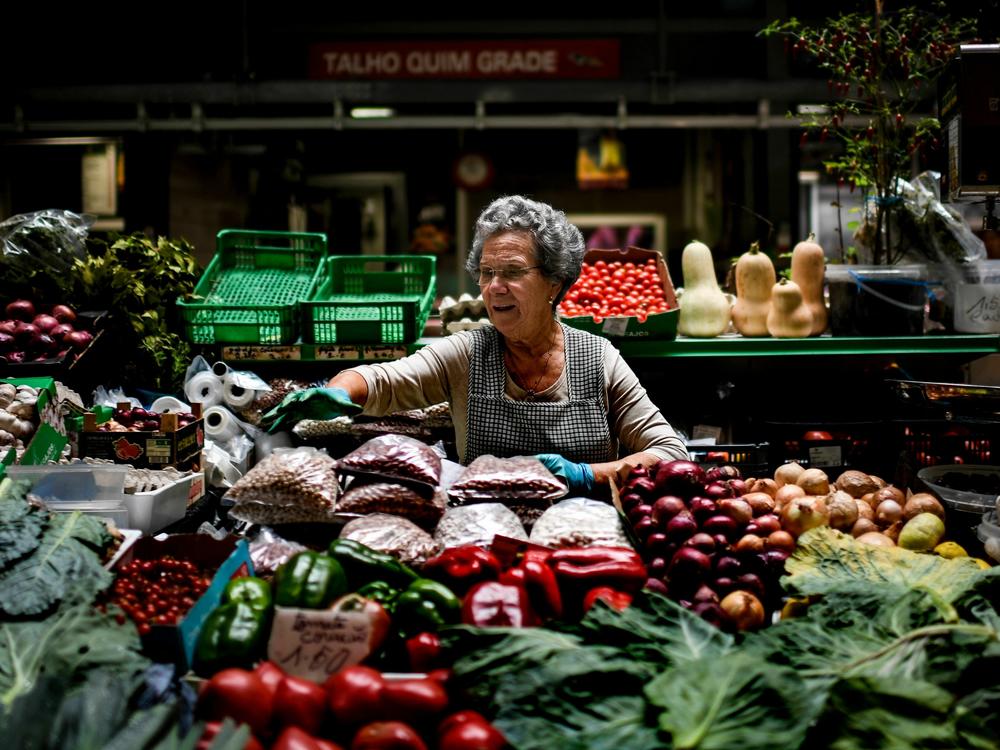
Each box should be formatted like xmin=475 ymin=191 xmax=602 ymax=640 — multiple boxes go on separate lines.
xmin=301 ymin=254 xmax=436 ymax=345
xmin=559 ymin=246 xmax=680 ymax=340
xmin=177 ymin=229 xmax=326 ymax=345
xmin=763 ymin=421 xmax=889 ymax=476
xmin=687 ymin=443 xmax=770 ymax=478
xmin=889 ymin=418 xmax=1000 ymax=488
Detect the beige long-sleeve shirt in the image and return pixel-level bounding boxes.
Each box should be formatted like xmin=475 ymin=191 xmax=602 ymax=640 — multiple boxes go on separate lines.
xmin=349 ymin=330 xmax=688 ymax=465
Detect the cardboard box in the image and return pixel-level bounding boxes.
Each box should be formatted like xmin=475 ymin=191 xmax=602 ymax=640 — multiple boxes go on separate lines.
xmin=117 ymin=534 xmax=254 ymax=670
xmin=0 ymin=376 xmax=69 ymax=478
xmin=559 ymin=246 xmax=680 ymax=339
xmin=78 ymin=411 xmax=204 ymax=471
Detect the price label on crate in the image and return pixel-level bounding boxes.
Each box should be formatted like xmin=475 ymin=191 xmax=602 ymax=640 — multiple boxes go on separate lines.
xmin=267 ymin=605 xmax=373 ymax=684
xmin=601 ymin=317 xmax=629 ymax=336
xmin=808 ymin=445 xmax=843 ymax=468
xmin=362 ymin=345 xmax=408 ymax=361
xmin=314 ymin=345 xmax=362 ymax=361
xmin=221 ymin=345 xmax=301 ymax=361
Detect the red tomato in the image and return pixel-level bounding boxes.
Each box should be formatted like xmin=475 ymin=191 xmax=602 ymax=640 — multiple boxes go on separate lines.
xmin=350 ymin=721 xmax=428 ymax=750
xmin=196 ymin=721 xmax=266 ymax=750
xmin=198 ymin=669 xmax=273 ymax=738
xmin=255 ymin=661 xmax=285 ymax=700
xmin=380 ymin=677 xmax=449 ymax=723
xmin=272 ymin=726 xmax=341 ymax=750
xmin=802 ymin=431 xmax=834 ymax=441
xmin=325 ymin=666 xmax=386 ymax=726
xmin=274 ymin=674 xmax=328 ymax=735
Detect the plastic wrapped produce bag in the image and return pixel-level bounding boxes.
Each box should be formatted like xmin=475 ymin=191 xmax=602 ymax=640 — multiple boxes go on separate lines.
xmin=529 ymin=497 xmax=631 ymax=549
xmin=434 ymin=503 xmax=528 ymax=549
xmin=339 ymin=513 xmax=441 ymax=569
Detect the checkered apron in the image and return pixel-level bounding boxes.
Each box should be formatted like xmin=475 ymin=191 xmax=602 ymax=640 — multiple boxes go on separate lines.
xmin=465 ymin=323 xmax=614 ymax=464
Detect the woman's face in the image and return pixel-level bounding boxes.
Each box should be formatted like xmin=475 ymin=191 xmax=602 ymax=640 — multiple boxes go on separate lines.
xmin=478 ymin=230 xmax=561 ymax=344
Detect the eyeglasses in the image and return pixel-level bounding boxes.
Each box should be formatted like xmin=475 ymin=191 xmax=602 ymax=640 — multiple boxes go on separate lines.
xmin=477 ymin=265 xmax=541 ymax=285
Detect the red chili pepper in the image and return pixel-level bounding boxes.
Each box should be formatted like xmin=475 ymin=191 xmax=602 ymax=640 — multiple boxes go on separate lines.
xmin=423 ymin=546 xmax=502 ymax=596
xmin=405 ymin=631 xmax=444 ymax=672
xmin=499 ymin=560 xmax=562 ymax=621
xmin=583 ymin=586 xmax=634 ymax=613
xmin=461 ymin=581 xmax=538 ymax=628
xmin=273 ymin=674 xmax=328 ymax=735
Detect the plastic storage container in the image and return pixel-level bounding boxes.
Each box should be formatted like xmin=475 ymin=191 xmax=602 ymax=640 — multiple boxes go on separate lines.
xmin=178 ymin=230 xmax=327 ymax=345
xmin=950 ymin=260 xmax=1000 ymax=333
xmin=6 ymin=464 xmax=131 ymax=527
xmin=826 ymin=264 xmax=929 ymax=336
xmin=124 ymin=472 xmax=196 ymax=534
xmin=301 ymin=254 xmax=436 ymax=345
xmin=916 ymin=464 xmax=1000 ymax=514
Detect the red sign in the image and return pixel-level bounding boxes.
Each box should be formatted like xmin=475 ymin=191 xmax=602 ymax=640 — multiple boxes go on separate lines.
xmin=309 ymin=40 xmax=619 ymax=80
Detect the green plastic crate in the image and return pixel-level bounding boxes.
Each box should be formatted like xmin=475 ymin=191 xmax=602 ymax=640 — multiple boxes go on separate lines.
xmin=302 ymin=255 xmax=436 ymax=345
xmin=177 ymin=230 xmax=326 ymax=344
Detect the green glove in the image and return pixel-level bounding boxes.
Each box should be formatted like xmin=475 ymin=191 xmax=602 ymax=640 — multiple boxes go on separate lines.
xmin=261 ymin=386 xmax=361 ymax=433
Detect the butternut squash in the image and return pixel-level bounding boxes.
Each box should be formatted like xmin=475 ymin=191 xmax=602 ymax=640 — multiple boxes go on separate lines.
xmin=678 ymin=240 xmax=732 ymax=338
xmin=731 ymin=241 xmax=775 ymax=337
xmin=791 ymin=233 xmax=828 ymax=336
xmin=767 ymin=279 xmax=813 ymax=338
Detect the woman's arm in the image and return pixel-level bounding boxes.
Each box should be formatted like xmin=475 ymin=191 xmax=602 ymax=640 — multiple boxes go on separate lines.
xmin=327 ymin=369 xmax=369 ymax=406
xmin=590 ymin=451 xmax=662 ymax=486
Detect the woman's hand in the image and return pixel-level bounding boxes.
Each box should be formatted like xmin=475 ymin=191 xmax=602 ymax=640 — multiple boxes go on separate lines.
xmin=535 ymin=454 xmax=595 ymax=495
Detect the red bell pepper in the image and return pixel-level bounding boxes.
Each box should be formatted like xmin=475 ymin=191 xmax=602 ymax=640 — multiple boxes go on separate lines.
xmin=197 ymin=668 xmax=273 ymax=738
xmin=547 ymin=547 xmax=646 ymax=617
xmin=325 ymin=665 xmax=386 ymax=726
xmin=423 ymin=546 xmax=502 ymax=596
xmin=405 ymin=631 xmax=444 ymax=672
xmin=380 ymin=676 xmax=449 ymax=723
xmin=583 ymin=586 xmax=634 ymax=613
xmin=272 ymin=726 xmax=344 ymax=750
xmin=351 ymin=721 xmax=428 ymax=750
xmin=273 ymin=674 xmax=329 ymax=735
xmin=461 ymin=581 xmax=538 ymax=628
xmin=499 ymin=558 xmax=563 ymax=621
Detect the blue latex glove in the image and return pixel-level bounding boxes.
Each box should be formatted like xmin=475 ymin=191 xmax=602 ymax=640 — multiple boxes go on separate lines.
xmin=261 ymin=386 xmax=361 ymax=433
xmin=535 ymin=453 xmax=595 ymax=495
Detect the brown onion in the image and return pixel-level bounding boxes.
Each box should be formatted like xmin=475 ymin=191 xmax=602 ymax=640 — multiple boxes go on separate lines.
xmin=774 ymin=483 xmax=806 ymax=510
xmin=780 ymin=495 xmax=830 ymax=537
xmin=747 ymin=478 xmax=779 ymax=498
xmin=868 ymin=475 xmax=888 ymax=489
xmin=774 ymin=461 xmax=805 ymax=488
xmin=717 ymin=498 xmax=753 ymax=526
xmin=855 ymin=499 xmax=874 ymax=522
xmin=826 ymin=490 xmax=860 ymax=531
xmin=876 ymin=499 xmax=904 ymax=527
xmin=851 ymin=518 xmax=879 ymax=538
xmin=903 ymin=493 xmax=945 ymax=521
xmin=766 ymin=529 xmax=796 ymax=553
xmin=719 ymin=590 xmax=766 ymax=631
xmin=796 ymin=468 xmax=830 ymax=495
xmin=834 ymin=470 xmax=879 ymax=499
xmin=742 ymin=491 xmax=777 ymax=517
xmin=874 ymin=486 xmax=905 ymax=506
xmin=734 ymin=533 xmax=766 ymax=555
xmin=856 ymin=531 xmax=895 ymax=547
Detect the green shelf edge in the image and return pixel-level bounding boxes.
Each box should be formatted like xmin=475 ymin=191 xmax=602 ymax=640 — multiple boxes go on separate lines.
xmin=218 ymin=333 xmax=1000 ymax=363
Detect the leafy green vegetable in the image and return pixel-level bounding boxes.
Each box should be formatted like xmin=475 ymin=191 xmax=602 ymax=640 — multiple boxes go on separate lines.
xmin=0 ymin=512 xmax=113 ymax=616
xmin=647 ymin=652 xmax=821 ymax=750
xmin=784 ymin=527 xmax=999 ymax=607
xmin=0 ymin=603 xmax=148 ymax=708
xmin=0 ymin=504 xmax=45 ymax=569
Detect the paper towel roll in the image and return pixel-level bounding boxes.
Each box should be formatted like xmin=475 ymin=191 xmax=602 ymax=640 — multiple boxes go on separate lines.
xmin=222 ymin=374 xmax=257 ymax=410
xmin=185 ymin=371 xmax=224 ymax=408
xmin=212 ymin=361 xmax=232 ymax=378
xmin=204 ymin=405 xmax=240 ymax=443
xmin=150 ymin=396 xmax=192 ymax=414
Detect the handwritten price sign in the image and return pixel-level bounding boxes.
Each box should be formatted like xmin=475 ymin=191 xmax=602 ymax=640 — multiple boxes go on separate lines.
xmin=267 ymin=606 xmax=373 ymax=683
xmin=955 ymin=283 xmax=1000 ymax=333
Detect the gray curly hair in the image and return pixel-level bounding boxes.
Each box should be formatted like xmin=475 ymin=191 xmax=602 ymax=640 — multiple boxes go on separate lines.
xmin=466 ymin=195 xmax=585 ymax=307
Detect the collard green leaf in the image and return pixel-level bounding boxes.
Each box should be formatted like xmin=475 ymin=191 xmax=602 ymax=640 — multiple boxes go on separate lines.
xmin=647 ymin=651 xmax=822 ymax=750
xmin=784 ymin=527 xmax=999 ymax=605
xmin=0 ymin=508 xmax=46 ymax=569
xmin=576 ymin=590 xmax=734 ymax=668
xmin=955 ymin=683 xmax=1000 ymax=750
xmin=496 ymin=693 xmax=662 ymax=750
xmin=0 ymin=512 xmax=112 ymax=616
xmin=0 ymin=603 xmax=147 ymax=707
xmin=807 ymin=676 xmax=961 ymax=750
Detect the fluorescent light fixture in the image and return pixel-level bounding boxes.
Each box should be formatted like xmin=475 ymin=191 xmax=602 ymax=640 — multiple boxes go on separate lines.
xmin=5 ymin=136 xmax=118 ymax=146
xmin=350 ymin=107 xmax=396 ymax=119
xmin=798 ymin=170 xmax=821 ymax=183
xmin=796 ymin=104 xmax=829 ymax=115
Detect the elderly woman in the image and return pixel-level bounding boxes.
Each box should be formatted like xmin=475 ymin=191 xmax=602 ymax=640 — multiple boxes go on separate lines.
xmin=267 ymin=195 xmax=688 ymax=491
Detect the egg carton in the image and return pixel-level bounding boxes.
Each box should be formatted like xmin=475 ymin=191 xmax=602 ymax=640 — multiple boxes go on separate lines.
xmin=438 ymin=293 xmax=485 ymax=322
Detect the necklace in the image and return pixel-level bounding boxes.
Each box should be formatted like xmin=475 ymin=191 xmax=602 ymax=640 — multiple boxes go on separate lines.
xmin=505 ymin=327 xmax=561 ymax=398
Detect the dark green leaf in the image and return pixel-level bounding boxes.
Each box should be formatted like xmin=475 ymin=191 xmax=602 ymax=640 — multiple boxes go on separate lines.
xmin=576 ymin=590 xmax=735 ymax=668
xmin=647 ymin=652 xmax=821 ymax=750
xmin=0 ymin=603 xmax=147 ymax=707
xmin=0 ymin=512 xmax=112 ymax=616
xmin=0 ymin=507 xmax=46 ymax=569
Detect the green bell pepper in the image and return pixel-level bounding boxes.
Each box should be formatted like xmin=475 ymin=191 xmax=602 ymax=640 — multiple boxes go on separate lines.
xmin=356 ymin=580 xmax=402 ymax=614
xmin=274 ymin=550 xmax=347 ymax=609
xmin=394 ymin=578 xmax=461 ymax=639
xmin=193 ymin=576 xmax=272 ymax=676
xmin=328 ymin=538 xmax=419 ymax=590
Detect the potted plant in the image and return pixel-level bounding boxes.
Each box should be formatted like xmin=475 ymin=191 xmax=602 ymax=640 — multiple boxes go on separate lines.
xmin=761 ymin=1 xmax=978 ymax=335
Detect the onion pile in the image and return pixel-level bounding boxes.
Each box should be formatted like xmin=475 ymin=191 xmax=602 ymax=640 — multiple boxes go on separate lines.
xmin=0 ymin=300 xmax=93 ymax=365
xmin=622 ymin=460 xmax=788 ymax=631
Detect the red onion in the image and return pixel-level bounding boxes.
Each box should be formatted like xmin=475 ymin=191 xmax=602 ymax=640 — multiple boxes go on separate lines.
xmin=736 ymin=573 xmax=766 ymax=600
xmin=753 ymin=514 xmax=782 ymax=536
xmin=682 ymin=532 xmax=717 ymax=555
xmin=32 ymin=314 xmax=59 ymax=333
xmin=704 ymin=464 xmax=742 ymax=482
xmin=644 ymin=532 xmax=671 ymax=557
xmin=668 ymin=547 xmax=712 ymax=580
xmin=627 ymin=504 xmax=653 ymax=525
xmin=691 ymin=601 xmax=727 ymax=627
xmin=693 ymin=584 xmax=719 ymax=603
xmin=0 ymin=332 xmax=13 ymax=351
xmin=5 ymin=300 xmax=35 ymax=322
xmin=654 ymin=459 xmax=706 ymax=497
xmin=702 ymin=514 xmax=739 ymax=540
xmin=14 ymin=322 xmax=37 ymax=345
xmin=651 ymin=495 xmax=687 ymax=527
xmin=0 ymin=320 xmax=15 ymax=336
xmin=51 ymin=304 xmax=77 ymax=324
xmin=644 ymin=578 xmax=670 ymax=595
xmin=689 ymin=497 xmax=718 ymax=524
xmin=714 ymin=555 xmax=743 ymax=578
xmin=65 ymin=330 xmax=94 ymax=350
xmin=665 ymin=510 xmax=698 ymax=542
xmin=27 ymin=332 xmax=55 ymax=353
xmin=704 ymin=481 xmax=735 ymax=500
xmin=632 ymin=516 xmax=655 ymax=541
xmin=48 ymin=323 xmax=74 ymax=342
